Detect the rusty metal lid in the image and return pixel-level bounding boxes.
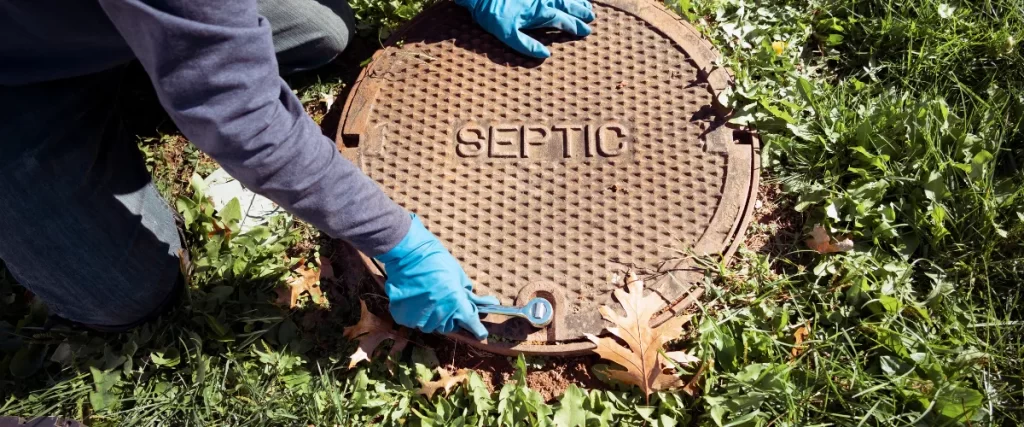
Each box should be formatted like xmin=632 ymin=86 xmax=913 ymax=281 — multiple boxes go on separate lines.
xmin=336 ymin=0 xmax=758 ymax=355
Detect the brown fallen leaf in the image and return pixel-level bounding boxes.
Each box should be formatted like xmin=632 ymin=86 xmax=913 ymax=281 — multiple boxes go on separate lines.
xmin=806 ymin=224 xmax=854 ymax=254
xmin=342 ymin=300 xmax=409 ymax=368
xmin=665 ymin=350 xmax=701 ymax=366
xmin=791 ymin=325 xmax=809 ymax=359
xmin=680 ymin=360 xmax=708 ymax=397
xmin=177 ymin=248 xmax=193 ymax=288
xmin=276 ymin=263 xmax=326 ymax=308
xmin=417 ymin=368 xmax=469 ymax=399
xmin=585 ymin=273 xmax=696 ymax=401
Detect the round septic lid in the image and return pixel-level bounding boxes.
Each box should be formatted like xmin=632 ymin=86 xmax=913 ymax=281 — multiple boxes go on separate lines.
xmin=337 ymin=0 xmax=758 ymax=355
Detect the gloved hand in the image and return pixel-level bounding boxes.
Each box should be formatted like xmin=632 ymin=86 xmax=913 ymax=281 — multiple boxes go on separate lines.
xmin=456 ymin=0 xmax=596 ymax=58
xmin=377 ymin=214 xmax=500 ymax=339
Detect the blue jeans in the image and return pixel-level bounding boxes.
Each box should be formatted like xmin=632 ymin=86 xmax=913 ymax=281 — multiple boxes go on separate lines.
xmin=0 ymin=0 xmax=355 ymax=328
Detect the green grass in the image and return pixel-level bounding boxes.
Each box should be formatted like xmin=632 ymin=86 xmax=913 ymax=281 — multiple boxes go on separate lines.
xmin=682 ymin=0 xmax=1023 ymax=423
xmin=2 ymin=0 xmax=1023 ymax=425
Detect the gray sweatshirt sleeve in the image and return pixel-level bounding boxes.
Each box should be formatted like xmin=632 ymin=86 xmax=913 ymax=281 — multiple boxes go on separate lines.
xmin=96 ymin=0 xmax=410 ymax=256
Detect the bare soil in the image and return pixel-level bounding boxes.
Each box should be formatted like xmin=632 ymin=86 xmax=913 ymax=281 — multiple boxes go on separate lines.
xmin=743 ymin=181 xmax=804 ymax=257
xmin=430 ymin=335 xmax=604 ymax=401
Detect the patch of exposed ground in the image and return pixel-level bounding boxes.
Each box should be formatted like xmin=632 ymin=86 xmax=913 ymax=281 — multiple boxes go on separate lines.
xmin=743 ymin=181 xmax=803 ymax=258
xmin=429 ymin=336 xmax=604 ymax=401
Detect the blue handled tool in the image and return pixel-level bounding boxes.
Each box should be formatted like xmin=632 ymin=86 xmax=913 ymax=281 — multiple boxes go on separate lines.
xmin=477 ymin=297 xmax=554 ymax=327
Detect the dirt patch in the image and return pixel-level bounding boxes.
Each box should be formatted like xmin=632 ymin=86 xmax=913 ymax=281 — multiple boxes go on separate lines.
xmin=307 ymin=244 xmax=389 ymax=355
xmin=523 ymin=359 xmax=601 ymax=401
xmin=743 ymin=181 xmax=803 ymax=257
xmin=429 ymin=335 xmax=604 ymax=401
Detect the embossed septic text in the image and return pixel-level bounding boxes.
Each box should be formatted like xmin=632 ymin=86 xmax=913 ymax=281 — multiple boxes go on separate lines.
xmin=454 ymin=122 xmax=631 ymax=160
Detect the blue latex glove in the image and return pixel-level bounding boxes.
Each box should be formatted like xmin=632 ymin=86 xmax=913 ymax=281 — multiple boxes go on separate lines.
xmin=377 ymin=214 xmax=500 ymax=339
xmin=456 ymin=0 xmax=596 ymax=58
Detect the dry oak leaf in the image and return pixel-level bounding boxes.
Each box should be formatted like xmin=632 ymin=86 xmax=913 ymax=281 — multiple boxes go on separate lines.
xmin=177 ymin=248 xmax=193 ymax=288
xmin=276 ymin=263 xmax=327 ymax=308
xmin=806 ymin=224 xmax=854 ymax=254
xmin=665 ymin=350 xmax=701 ymax=366
xmin=585 ymin=273 xmax=695 ymax=399
xmin=791 ymin=325 xmax=809 ymax=359
xmin=342 ymin=299 xmax=409 ymax=368
xmin=417 ymin=368 xmax=470 ymax=399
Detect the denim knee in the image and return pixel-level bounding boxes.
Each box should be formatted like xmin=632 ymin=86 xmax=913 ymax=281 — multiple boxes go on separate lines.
xmin=0 ymin=70 xmax=183 ymax=327
xmin=316 ymin=1 xmax=355 ymax=55
xmin=260 ymin=0 xmax=357 ymax=73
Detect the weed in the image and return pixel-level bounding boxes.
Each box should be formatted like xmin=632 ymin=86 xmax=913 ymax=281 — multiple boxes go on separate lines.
xmin=139 ymin=133 xmax=217 ymax=200
xmin=349 ymin=0 xmax=429 ymax=39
